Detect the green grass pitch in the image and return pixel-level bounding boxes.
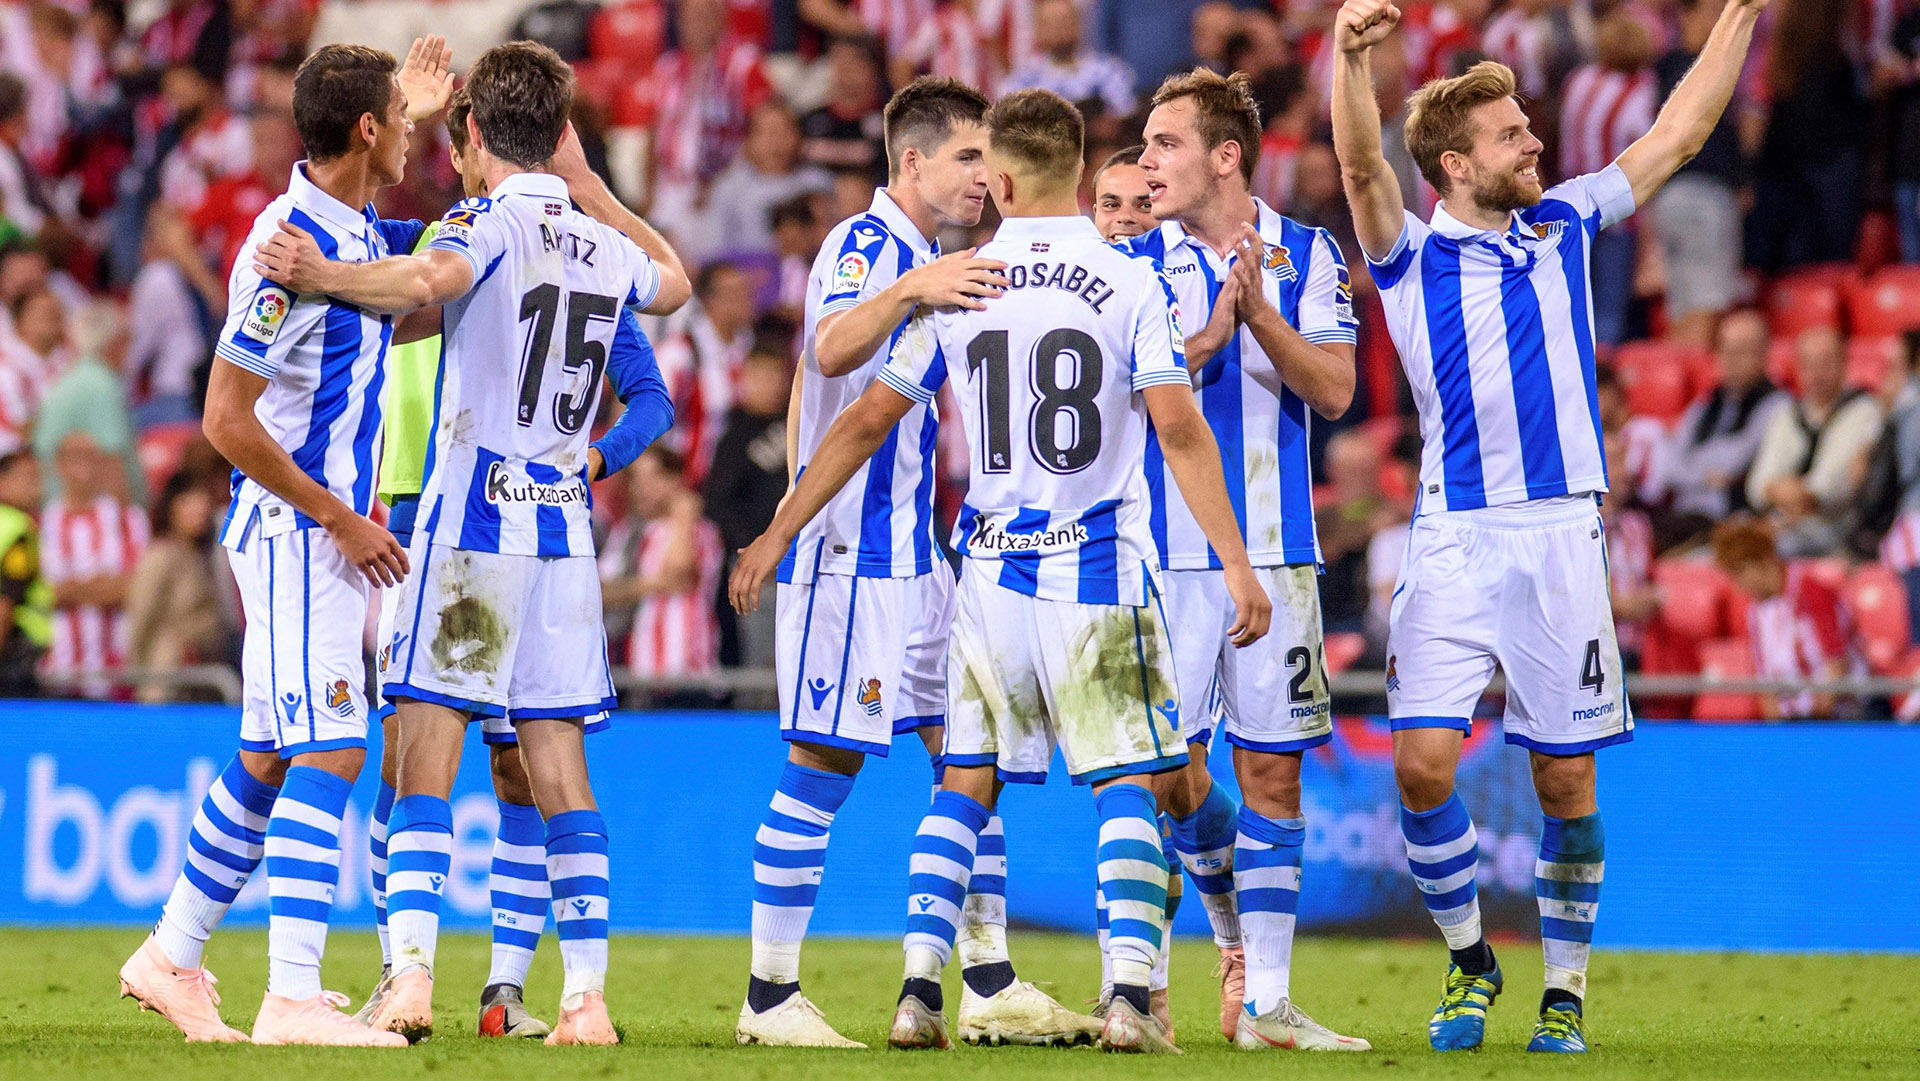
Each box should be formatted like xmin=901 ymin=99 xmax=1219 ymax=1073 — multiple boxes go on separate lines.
xmin=3 ymin=929 xmax=1913 ymax=1080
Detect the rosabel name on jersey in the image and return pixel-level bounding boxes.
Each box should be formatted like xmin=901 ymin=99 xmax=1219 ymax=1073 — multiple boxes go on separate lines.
xmin=1002 ymin=259 xmax=1117 ymax=312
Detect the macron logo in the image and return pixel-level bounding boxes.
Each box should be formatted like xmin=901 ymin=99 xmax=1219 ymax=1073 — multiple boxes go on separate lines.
xmin=806 ymin=678 xmax=834 ymax=711
xmin=914 ymin=896 xmax=936 ymax=913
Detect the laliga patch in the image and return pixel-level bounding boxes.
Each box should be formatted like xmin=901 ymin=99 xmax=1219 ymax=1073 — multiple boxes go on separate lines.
xmin=242 ymin=286 xmax=292 ymax=344
xmin=833 ymin=250 xmax=871 ymax=294
xmin=1332 ymin=265 xmax=1356 ymax=323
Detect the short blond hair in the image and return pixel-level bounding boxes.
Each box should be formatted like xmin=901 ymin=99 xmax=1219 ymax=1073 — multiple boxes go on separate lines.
xmin=1404 ymin=60 xmax=1519 ymax=196
xmin=1149 ymin=67 xmax=1261 ymax=183
xmin=984 ymin=88 xmax=1084 ymax=188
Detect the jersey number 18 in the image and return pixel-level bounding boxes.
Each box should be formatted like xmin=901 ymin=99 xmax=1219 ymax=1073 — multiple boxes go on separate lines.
xmin=966 ymin=328 xmax=1104 ymax=476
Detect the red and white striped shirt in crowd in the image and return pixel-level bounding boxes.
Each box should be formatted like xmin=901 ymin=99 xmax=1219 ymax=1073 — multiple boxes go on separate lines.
xmin=654 ymin=314 xmax=751 ymax=486
xmin=159 ymin=108 xmax=254 ymax=212
xmin=1604 ymin=506 xmax=1654 ymax=653
xmin=1482 ymin=8 xmax=1552 ymax=97
xmin=1748 ymin=562 xmax=1862 ymax=717
xmin=1619 ymin=414 xmax=1669 ymax=504
xmin=649 ymin=38 xmax=774 ymax=194
xmin=900 ymin=2 xmax=1003 ymax=95
xmin=0 ymin=364 xmax=43 ymax=455
xmin=1559 ymin=64 xmax=1657 ymax=183
xmin=618 ymin=515 xmax=724 ymax=679
xmin=858 ymin=0 xmax=937 ymax=58
xmin=1883 ymin=510 xmax=1920 ymax=573
xmin=40 ymin=495 xmax=148 ymax=696
xmin=1400 ymin=1 xmax=1479 ymax=85
xmin=1252 ymin=131 xmax=1304 ymax=219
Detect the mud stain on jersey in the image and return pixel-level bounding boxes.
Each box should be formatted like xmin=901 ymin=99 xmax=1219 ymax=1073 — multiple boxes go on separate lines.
xmin=431 ymin=594 xmax=506 ymax=675
xmin=1056 ymin=605 xmax=1172 ymax=763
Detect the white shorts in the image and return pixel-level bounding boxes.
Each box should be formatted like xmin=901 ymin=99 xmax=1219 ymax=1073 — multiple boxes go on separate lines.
xmin=382 ymin=541 xmax=618 ymax=723
xmin=775 ymin=566 xmax=953 ymax=756
xmin=1161 ymin=565 xmax=1333 ymax=753
xmin=374 ymin=580 xmax=609 ymax=743
xmin=944 ymin=569 xmax=1186 ymax=785
xmin=228 ymin=528 xmax=372 ymax=758
xmin=1386 ymin=496 xmax=1634 ymax=754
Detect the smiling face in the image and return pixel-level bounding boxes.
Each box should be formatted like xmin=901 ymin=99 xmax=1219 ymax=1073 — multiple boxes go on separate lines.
xmin=1093 ymin=162 xmax=1155 ymax=241
xmin=908 ymin=121 xmax=991 ymax=228
xmin=1451 ymin=96 xmax=1544 ymax=215
xmin=1138 ymin=98 xmax=1234 ymax=224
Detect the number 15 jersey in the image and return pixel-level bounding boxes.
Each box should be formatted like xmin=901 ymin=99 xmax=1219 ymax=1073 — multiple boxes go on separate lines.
xmin=421 ymin=172 xmax=662 ymax=557
xmin=879 ymin=215 xmax=1192 ymax=606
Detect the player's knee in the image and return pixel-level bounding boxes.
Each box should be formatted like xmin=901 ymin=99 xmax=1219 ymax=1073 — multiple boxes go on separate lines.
xmin=788 ymin=740 xmax=864 ymax=777
xmin=1529 ymin=752 xmax=1597 ymax=818
xmin=490 ymin=744 xmax=536 ymax=806
xmin=239 ymin=748 xmax=288 ymax=788
xmin=941 ymin=763 xmax=996 ymax=807
xmin=1392 ymin=753 xmax=1454 ymax=812
xmin=291 ymin=745 xmax=366 ymax=783
xmin=1236 ymin=749 xmax=1303 ymax=818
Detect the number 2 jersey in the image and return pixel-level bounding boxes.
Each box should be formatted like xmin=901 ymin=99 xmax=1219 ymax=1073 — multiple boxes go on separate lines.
xmin=419 ymin=172 xmax=661 ymax=557
xmin=880 ymin=215 xmax=1192 ymax=606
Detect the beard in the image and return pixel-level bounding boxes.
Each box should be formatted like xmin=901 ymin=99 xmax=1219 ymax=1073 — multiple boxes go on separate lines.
xmin=1471 ymin=164 xmax=1543 ymax=215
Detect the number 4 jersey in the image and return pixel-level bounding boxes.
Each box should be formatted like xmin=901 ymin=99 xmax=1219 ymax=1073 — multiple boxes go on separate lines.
xmin=880 ymin=215 xmax=1192 ymax=606
xmin=421 ymin=172 xmax=661 ymax=556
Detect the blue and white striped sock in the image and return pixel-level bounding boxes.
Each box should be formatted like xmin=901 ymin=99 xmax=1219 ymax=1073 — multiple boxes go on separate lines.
xmin=1169 ymin=780 xmax=1241 ymax=948
xmin=1537 ymin=813 xmax=1603 ymax=1001
xmin=1234 ymin=807 xmax=1305 ymax=1013
xmin=1096 ymin=783 xmax=1169 ymax=994
xmin=1153 ymin=819 xmax=1182 ymax=991
xmin=902 ymin=790 xmax=990 ymax=980
xmin=385 ymin=794 xmax=453 ymax=976
xmin=750 ymin=764 xmax=854 ymax=987
xmin=1095 ymin=882 xmax=1113 ymax=999
xmin=547 ymin=810 xmax=611 ymax=1004
xmin=368 ymin=779 xmax=395 ymax=968
xmin=487 ymin=800 xmax=549 ymax=989
xmin=956 ymin=814 xmax=1010 ymax=970
xmin=1401 ymin=794 xmax=1484 ymax=951
xmin=155 ymin=754 xmax=279 ymax=969
xmin=264 ymin=766 xmax=352 ymax=999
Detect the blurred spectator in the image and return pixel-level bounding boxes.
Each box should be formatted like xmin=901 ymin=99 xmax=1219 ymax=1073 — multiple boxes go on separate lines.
xmin=1188 ymin=2 xmax=1237 ymax=75
xmin=0 ymin=284 xmax=66 ymax=453
xmin=1747 ymin=326 xmax=1883 ymax=557
xmin=40 ymin=429 xmax=144 ymax=698
xmin=1666 ymin=310 xmax=1786 ymax=527
xmin=1400 ymin=0 xmax=1492 ymax=85
xmin=1651 ymin=0 xmax=1750 ymax=346
xmin=1595 ymin=363 xmax=1668 ymax=507
xmin=1746 ymin=0 xmax=1865 ymax=272
xmin=657 ymin=261 xmax=758 ymax=485
xmin=600 ymin=446 xmax=725 ymax=681
xmin=1002 ymin=0 xmax=1136 ymax=136
xmin=693 ymin=100 xmax=833 ymax=264
xmin=1250 ymin=65 xmax=1311 ymax=215
xmin=125 ymin=470 xmax=235 ymax=702
xmin=647 ymin=0 xmax=774 ymax=228
xmin=185 ymin=71 xmax=299 ymax=275
xmin=33 ymin=298 xmax=141 ymax=505
xmin=1887 ymin=4 xmax=1920 ymax=263
xmin=1318 ymin=429 xmax=1391 ymax=635
xmin=1223 ymin=10 xmax=1289 ymax=82
xmin=770 ymin=194 xmax=826 ymax=322
xmin=1714 ymin=518 xmax=1862 ymax=720
xmin=1602 ymin=431 xmax=1658 ymax=670
xmin=1482 ymin=0 xmax=1553 ymax=98
xmin=1095 ymin=0 xmax=1218 ymax=94
xmin=799 ymin=35 xmax=890 ymax=186
xmin=0 ymin=448 xmax=47 ymax=695
xmin=1560 ymin=11 xmax=1655 ymax=348
xmin=126 ymin=209 xmax=220 ymax=425
xmin=0 ymin=72 xmax=58 ymax=241
xmin=894 ymin=0 xmax=1002 ymax=95
xmin=799 ymin=0 xmax=931 ymax=61
xmin=703 ymin=346 xmax=791 ymax=668
xmin=1872 ymin=332 xmax=1920 ymax=629
xmin=2 ymin=2 xmax=108 ymax=172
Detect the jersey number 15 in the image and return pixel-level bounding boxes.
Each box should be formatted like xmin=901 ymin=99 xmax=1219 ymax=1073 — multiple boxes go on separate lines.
xmin=516 ymin=283 xmax=619 ymax=436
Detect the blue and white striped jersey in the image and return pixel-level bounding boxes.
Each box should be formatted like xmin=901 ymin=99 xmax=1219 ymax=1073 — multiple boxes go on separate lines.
xmin=1369 ymin=164 xmax=1636 ymax=514
xmin=215 ymin=162 xmax=423 ymax=550
xmin=880 ymin=215 xmax=1191 ymax=606
xmin=417 ymin=171 xmax=661 ymax=557
xmin=778 ymin=189 xmax=944 ymax=584
xmin=1123 ymin=199 xmax=1358 ymax=569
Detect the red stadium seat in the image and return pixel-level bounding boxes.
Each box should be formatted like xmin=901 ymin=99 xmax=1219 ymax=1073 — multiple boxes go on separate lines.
xmin=1847 ymin=265 xmax=1920 ymax=338
xmin=1613 ymin=341 xmax=1705 ymax=421
xmin=1847 ymin=335 xmax=1903 ymax=393
xmin=590 ymin=1 xmax=666 ymax=68
xmin=1766 ymin=338 xmax=1798 ymax=394
xmin=1844 ymin=563 xmax=1910 ymax=675
xmin=1767 ymin=268 xmax=1846 ymax=338
xmin=1693 ymin=637 xmax=1761 ymax=721
xmin=136 ymin=421 xmax=201 ymax=496
xmin=1652 ymin=558 xmax=1739 ymax=642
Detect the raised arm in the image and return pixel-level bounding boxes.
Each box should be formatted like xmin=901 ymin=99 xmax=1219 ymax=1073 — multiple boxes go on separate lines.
xmin=252 ymin=222 xmax=474 ymax=315
xmin=552 ymin=124 xmax=692 ymax=315
xmin=1330 ymin=0 xmax=1408 ymax=261
xmin=1614 ymin=0 xmax=1768 ymax=207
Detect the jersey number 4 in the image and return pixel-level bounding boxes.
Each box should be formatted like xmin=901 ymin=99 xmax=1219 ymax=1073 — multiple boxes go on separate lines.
xmin=967 ymin=328 xmax=1103 ymax=475
xmin=516 ymin=283 xmax=619 ymax=436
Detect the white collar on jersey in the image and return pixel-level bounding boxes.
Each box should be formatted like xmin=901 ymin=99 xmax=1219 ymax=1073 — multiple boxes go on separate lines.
xmin=1156 ymin=196 xmax=1287 ymax=259
xmin=992 ymin=215 xmax=1103 ymax=243
xmin=287 ymin=161 xmax=376 ymax=239
xmin=866 ymin=188 xmax=938 ymax=257
xmin=1429 ymin=200 xmax=1529 ymax=243
xmin=489 ymin=171 xmax=571 ymax=204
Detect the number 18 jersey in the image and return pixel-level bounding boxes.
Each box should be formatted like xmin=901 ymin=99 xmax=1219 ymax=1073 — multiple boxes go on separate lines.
xmin=879 ymin=215 xmax=1191 ymax=606
xmin=420 ymin=172 xmax=662 ymax=557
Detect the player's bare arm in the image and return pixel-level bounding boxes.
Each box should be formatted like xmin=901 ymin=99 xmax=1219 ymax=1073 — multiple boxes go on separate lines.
xmin=551 ymin=123 xmax=692 ymax=315
xmin=397 ymin=35 xmax=455 ymax=124
xmin=728 ymin=381 xmax=917 ymax=612
xmin=814 ymin=250 xmax=1009 ymax=377
xmin=202 ymin=361 xmax=408 ymax=586
xmin=1614 ymin=0 xmax=1769 ymax=207
xmin=785 ymin=360 xmax=804 ymax=488
xmin=1226 ymin=223 xmax=1356 ymax=418
xmin=253 ymin=222 xmax=475 ymax=315
xmin=1142 ymin=383 xmax=1273 ymax=647
xmin=1331 ymin=0 xmax=1408 ymax=261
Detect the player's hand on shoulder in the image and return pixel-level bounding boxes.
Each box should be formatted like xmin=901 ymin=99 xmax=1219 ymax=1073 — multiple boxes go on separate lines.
xmin=904 ymin=248 xmax=1008 ymax=312
xmin=1223 ymin=563 xmax=1273 ymax=648
xmin=253 ymin=220 xmax=332 ymax=294
xmin=728 ymin=534 xmax=782 ymax=614
xmin=1336 ymin=0 xmax=1401 ymax=52
xmin=328 ymin=511 xmax=409 ymax=588
xmin=550 ymin=122 xmax=595 ymax=188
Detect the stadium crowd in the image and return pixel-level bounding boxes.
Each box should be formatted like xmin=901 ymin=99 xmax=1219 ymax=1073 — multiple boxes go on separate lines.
xmin=0 ymin=0 xmax=1917 ymax=721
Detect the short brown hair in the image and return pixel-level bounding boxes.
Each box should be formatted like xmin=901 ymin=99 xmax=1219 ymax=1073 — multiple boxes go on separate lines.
xmin=1092 ymin=144 xmax=1143 ymax=188
xmin=882 ymin=76 xmax=989 ymax=178
xmin=446 ymin=85 xmax=472 ymax=154
xmin=1148 ymin=68 xmax=1261 ymax=183
xmin=984 ymin=88 xmax=1083 ymax=188
xmin=292 ymin=44 xmax=398 ymax=162
xmin=1405 ymin=60 xmax=1519 ymax=195
xmin=464 ymin=41 xmax=575 ymax=169
xmin=1711 ymin=518 xmax=1780 ymax=573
